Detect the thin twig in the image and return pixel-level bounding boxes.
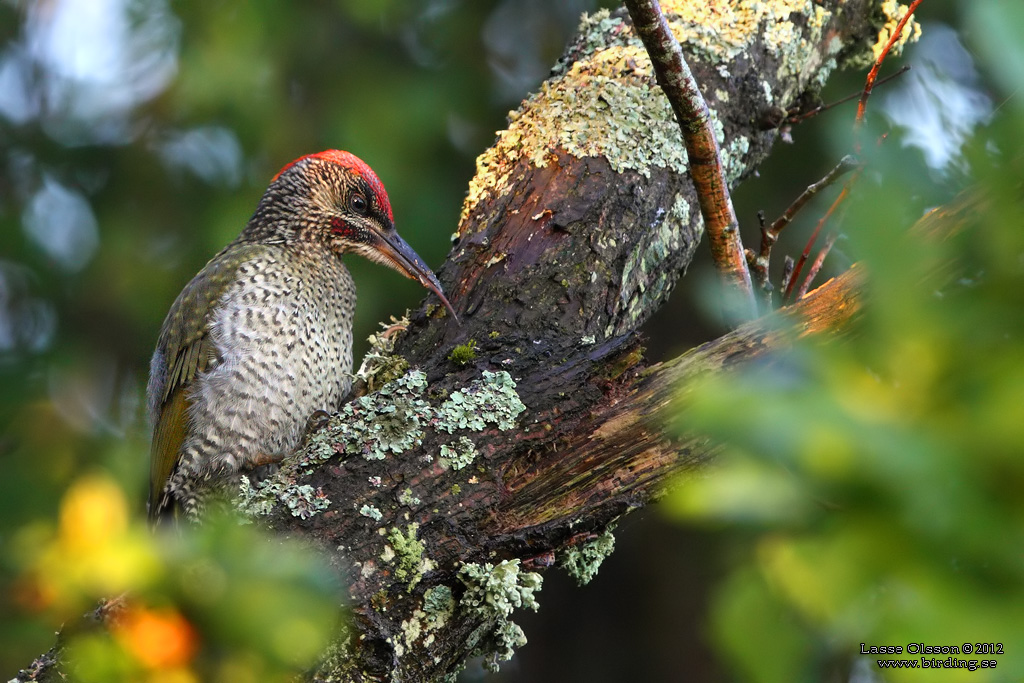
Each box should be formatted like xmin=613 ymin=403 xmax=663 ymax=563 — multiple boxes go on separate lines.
xmin=783 ymin=182 xmax=851 ymax=302
xmin=787 ymin=66 xmax=911 ymax=124
xmin=856 ymin=0 xmax=923 ymax=130
xmin=749 ymin=156 xmax=857 ymax=311
xmin=768 ymin=155 xmax=859 ymax=240
xmin=796 ymin=231 xmax=840 ymax=300
xmin=624 ymin=0 xmax=756 ymax=319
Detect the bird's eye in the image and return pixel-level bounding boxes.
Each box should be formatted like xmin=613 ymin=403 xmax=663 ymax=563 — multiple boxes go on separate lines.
xmin=350 ymin=192 xmax=368 ymax=215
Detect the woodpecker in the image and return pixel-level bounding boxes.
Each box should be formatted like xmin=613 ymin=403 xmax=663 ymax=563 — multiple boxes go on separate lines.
xmin=147 ymin=150 xmax=455 ymax=521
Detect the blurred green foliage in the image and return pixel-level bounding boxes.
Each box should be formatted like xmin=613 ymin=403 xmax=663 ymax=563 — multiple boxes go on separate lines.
xmin=666 ymin=4 xmax=1024 ymax=681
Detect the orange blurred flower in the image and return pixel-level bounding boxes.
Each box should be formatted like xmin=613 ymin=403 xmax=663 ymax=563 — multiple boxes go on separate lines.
xmin=113 ymin=605 xmax=198 ymax=669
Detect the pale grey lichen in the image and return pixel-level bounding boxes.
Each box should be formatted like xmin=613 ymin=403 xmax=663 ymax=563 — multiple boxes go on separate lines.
xmin=280 ymin=484 xmax=330 ymax=519
xmin=236 ymin=475 xmax=279 ymax=518
xmin=236 ymin=475 xmax=329 ymax=520
xmin=400 ymin=610 xmax=425 ymax=654
xmin=436 ymin=371 xmax=526 ymax=433
xmin=439 ymin=436 xmax=478 ymax=471
xmin=340 ymin=371 xmax=433 ymax=461
xmin=560 ymin=528 xmax=617 ymax=586
xmin=458 ymin=559 xmax=542 ymax=672
xmin=359 ymin=504 xmax=383 ymax=521
xmin=239 ymin=369 xmax=527 ymax=519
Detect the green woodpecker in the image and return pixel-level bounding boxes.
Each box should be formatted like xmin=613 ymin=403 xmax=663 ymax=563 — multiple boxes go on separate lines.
xmin=147 ymin=150 xmax=455 ymax=521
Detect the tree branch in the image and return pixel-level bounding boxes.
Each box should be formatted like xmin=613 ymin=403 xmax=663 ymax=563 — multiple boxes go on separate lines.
xmin=623 ymin=0 xmax=755 ymax=318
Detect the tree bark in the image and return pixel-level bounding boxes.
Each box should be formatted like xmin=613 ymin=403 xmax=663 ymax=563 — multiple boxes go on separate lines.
xmin=14 ymin=1 xmax=911 ymax=681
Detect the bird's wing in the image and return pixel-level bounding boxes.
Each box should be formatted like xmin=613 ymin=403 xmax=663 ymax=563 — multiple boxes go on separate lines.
xmin=147 ymin=244 xmax=260 ymax=518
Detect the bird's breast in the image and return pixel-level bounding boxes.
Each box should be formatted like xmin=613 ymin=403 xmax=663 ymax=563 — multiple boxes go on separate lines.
xmin=192 ymin=250 xmax=356 ymax=469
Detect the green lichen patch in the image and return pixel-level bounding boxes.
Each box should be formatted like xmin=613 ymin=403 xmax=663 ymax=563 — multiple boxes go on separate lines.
xmin=336 ymin=371 xmax=432 ymax=461
xmin=560 ymin=528 xmax=617 ymax=586
xmin=447 ymin=339 xmax=479 ymax=367
xmin=236 ymin=475 xmax=330 ymax=520
xmin=423 ymin=585 xmax=455 ymax=628
xmin=613 ymin=192 xmax=695 ymax=336
xmin=385 ymin=524 xmax=433 ymax=592
xmin=397 ymin=585 xmax=456 ymax=653
xmin=439 ymin=436 xmax=478 ymax=472
xmin=436 ymin=371 xmax=526 ymax=433
xmin=398 ymin=488 xmax=421 ymax=507
xmin=359 ymin=504 xmax=383 ymax=522
xmin=458 ymin=559 xmax=543 ymax=672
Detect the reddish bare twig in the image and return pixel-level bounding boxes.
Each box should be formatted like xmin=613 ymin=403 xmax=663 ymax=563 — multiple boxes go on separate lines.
xmin=787 ymin=66 xmax=910 ymax=124
xmin=624 ymin=0 xmax=756 ymax=319
xmin=783 ymin=182 xmax=852 ymax=302
xmin=796 ymin=231 xmax=841 ymax=300
xmin=768 ymin=155 xmax=859 ymax=243
xmin=748 ymin=156 xmax=858 ymax=311
xmin=856 ymin=0 xmax=923 ymax=129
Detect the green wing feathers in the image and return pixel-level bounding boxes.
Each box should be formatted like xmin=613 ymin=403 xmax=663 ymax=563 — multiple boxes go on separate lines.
xmin=147 ymin=248 xmax=247 ymax=517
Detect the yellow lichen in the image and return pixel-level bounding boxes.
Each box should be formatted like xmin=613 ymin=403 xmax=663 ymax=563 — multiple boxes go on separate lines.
xmin=458 ymin=0 xmax=912 ymax=231
xmin=872 ymin=1 xmax=922 ymax=62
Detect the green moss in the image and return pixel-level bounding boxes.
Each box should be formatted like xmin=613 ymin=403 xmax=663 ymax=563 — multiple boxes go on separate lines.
xmin=385 ymin=524 xmax=433 ymax=592
xmin=447 ymin=339 xmax=479 ymax=366
xmin=458 ymin=559 xmax=543 ymax=672
xmin=439 ymin=436 xmax=478 ymax=471
xmin=560 ymin=528 xmax=617 ymax=586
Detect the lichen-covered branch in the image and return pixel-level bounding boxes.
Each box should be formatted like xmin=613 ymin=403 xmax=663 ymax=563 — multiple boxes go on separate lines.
xmin=624 ymin=0 xmax=755 ymax=317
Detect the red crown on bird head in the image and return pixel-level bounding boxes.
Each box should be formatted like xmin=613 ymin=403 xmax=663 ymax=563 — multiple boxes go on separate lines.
xmin=274 ymin=150 xmax=393 ymax=223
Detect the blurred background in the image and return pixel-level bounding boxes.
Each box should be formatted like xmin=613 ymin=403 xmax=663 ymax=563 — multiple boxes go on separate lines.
xmin=0 ymin=0 xmax=1019 ymax=681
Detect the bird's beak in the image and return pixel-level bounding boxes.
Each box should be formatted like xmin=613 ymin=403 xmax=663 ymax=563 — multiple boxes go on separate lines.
xmin=374 ymin=229 xmax=459 ymax=323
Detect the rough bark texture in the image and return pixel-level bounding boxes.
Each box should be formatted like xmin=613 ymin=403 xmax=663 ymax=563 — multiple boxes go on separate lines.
xmin=15 ymin=1 xmax=912 ymax=681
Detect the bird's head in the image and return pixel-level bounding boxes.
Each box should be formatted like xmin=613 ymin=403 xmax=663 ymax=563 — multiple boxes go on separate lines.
xmin=252 ymin=149 xmax=457 ymax=320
